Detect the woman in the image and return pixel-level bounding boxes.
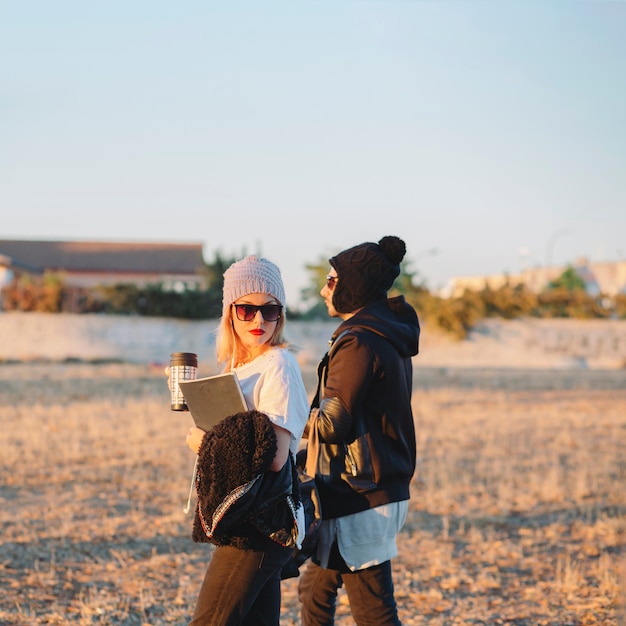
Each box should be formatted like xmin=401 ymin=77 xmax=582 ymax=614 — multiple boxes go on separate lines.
xmin=183 ymin=255 xmax=309 ymax=625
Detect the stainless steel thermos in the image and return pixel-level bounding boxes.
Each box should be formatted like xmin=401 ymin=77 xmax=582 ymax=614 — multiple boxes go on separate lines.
xmin=169 ymin=352 xmax=198 ymax=411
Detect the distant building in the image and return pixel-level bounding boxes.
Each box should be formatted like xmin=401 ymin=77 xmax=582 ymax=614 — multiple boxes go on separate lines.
xmin=0 ymin=240 xmax=207 ymax=291
xmin=0 ymin=260 xmax=14 ymax=291
xmin=448 ymin=258 xmax=626 ymax=298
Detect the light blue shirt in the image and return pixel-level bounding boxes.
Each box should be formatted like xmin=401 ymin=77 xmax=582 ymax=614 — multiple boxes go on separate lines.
xmin=315 ymin=500 xmax=409 ymax=571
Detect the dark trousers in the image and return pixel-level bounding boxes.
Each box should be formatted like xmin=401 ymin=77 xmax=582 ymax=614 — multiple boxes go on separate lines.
xmin=298 ymin=543 xmax=401 ymax=626
xmin=189 ymin=543 xmax=292 ymax=626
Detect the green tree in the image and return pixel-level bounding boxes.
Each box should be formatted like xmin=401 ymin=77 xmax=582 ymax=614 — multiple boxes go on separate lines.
xmin=547 ymin=266 xmax=586 ymax=291
xmin=298 ymin=257 xmax=336 ymax=320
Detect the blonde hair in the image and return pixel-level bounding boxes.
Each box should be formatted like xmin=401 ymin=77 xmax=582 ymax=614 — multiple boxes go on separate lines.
xmin=215 ymin=300 xmax=288 ymax=370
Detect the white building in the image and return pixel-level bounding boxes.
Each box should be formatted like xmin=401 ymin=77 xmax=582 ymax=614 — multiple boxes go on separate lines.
xmin=449 ymin=258 xmax=626 ymax=298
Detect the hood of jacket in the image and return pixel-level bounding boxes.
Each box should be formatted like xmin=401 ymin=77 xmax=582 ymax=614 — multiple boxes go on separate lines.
xmin=332 ymin=295 xmax=419 ymax=359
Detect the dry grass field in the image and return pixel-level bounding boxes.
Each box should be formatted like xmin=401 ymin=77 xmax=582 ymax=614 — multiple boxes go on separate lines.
xmin=1 ymin=361 xmax=625 ymax=625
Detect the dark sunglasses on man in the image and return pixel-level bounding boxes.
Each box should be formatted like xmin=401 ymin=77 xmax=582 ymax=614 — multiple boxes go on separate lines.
xmin=232 ymin=303 xmax=283 ymax=322
xmin=325 ymin=275 xmax=338 ymax=290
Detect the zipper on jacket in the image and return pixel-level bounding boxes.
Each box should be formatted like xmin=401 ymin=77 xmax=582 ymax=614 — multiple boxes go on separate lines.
xmin=345 ymin=444 xmax=358 ymax=476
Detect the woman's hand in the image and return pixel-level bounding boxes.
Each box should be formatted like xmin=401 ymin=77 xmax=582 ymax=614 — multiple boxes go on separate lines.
xmin=186 ymin=426 xmax=206 ymax=455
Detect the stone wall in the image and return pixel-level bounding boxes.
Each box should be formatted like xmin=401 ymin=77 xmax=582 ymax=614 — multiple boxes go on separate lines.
xmin=0 ymin=312 xmax=338 ymax=369
xmin=1 ymin=312 xmax=625 ymax=369
xmin=419 ymin=318 xmax=626 ymax=369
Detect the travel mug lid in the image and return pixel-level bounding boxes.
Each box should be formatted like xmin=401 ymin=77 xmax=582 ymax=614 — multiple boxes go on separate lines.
xmin=170 ymin=352 xmax=198 ymax=367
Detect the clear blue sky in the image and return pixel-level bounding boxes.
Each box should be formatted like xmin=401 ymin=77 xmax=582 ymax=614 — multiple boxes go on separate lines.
xmin=2 ymin=1 xmax=625 ymax=307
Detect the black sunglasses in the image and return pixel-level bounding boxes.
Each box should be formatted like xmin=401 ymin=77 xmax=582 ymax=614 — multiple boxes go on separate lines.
xmin=232 ymin=303 xmax=283 ymax=322
xmin=325 ymin=275 xmax=338 ymax=290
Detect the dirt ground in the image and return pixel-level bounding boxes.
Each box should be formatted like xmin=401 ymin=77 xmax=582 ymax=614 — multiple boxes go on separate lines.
xmin=0 ymin=361 xmax=625 ymax=625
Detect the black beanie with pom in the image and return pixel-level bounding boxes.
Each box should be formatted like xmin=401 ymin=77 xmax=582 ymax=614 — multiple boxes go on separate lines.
xmin=329 ymin=235 xmax=406 ymax=314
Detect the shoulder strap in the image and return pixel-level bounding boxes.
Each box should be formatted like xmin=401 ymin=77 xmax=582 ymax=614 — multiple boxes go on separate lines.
xmin=329 ymin=328 xmax=353 ymax=355
xmin=314 ymin=329 xmax=352 ymax=403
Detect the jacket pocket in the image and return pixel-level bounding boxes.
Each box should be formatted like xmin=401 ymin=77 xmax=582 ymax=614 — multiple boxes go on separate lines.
xmin=342 ymin=433 xmax=377 ymax=493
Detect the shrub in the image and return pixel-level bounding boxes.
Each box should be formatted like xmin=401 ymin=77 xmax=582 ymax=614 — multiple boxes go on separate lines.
xmin=1 ymin=272 xmax=64 ymax=312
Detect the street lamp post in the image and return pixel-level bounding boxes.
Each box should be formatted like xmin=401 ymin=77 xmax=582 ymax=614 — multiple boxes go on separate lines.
xmin=545 ymin=229 xmax=571 ymax=269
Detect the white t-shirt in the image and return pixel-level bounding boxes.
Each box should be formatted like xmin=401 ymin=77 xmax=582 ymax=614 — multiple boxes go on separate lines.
xmin=234 ymin=347 xmax=309 ymax=457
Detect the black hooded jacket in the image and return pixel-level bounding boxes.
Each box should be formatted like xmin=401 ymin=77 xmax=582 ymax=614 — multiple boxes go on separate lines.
xmin=306 ymin=295 xmax=420 ymax=519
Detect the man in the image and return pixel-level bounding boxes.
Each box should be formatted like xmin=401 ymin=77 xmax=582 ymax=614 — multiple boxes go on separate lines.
xmin=298 ymin=235 xmax=420 ymax=625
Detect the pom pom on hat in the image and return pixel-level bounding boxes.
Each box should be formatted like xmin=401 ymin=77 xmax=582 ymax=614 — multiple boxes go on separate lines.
xmin=330 ymin=236 xmax=406 ymax=314
xmin=222 ymin=255 xmax=286 ymax=317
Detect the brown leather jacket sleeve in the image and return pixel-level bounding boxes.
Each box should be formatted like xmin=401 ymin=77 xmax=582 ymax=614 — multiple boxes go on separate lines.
xmin=316 ymin=395 xmax=353 ymax=443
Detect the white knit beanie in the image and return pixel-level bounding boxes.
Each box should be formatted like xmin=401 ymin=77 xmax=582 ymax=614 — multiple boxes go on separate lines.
xmin=222 ymin=255 xmax=286 ymax=317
